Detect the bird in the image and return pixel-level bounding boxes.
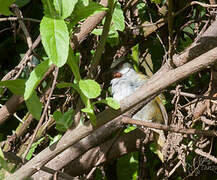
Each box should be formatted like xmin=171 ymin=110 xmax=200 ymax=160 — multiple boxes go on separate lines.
xmin=110 ymin=60 xmax=167 ymax=162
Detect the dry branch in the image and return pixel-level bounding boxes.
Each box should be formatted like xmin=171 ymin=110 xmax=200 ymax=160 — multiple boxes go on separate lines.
xmin=122 ymin=117 xmax=217 ymax=136
xmin=64 ymin=129 xmax=145 ymax=177
xmin=4 ymin=4 xmax=217 ymax=180
xmin=6 ymin=37 xmax=217 ymax=180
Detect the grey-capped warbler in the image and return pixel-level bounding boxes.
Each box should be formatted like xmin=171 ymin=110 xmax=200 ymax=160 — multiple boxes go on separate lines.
xmin=110 ymin=60 xmax=167 ymax=162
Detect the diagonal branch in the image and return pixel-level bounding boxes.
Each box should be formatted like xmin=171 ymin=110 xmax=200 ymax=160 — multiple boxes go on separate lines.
xmin=6 ymin=35 xmax=217 ymax=180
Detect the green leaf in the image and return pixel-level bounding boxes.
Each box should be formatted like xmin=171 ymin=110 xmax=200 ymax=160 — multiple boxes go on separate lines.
xmin=67 ymin=49 xmax=81 ymax=82
xmin=94 ymin=97 xmax=120 ymax=110
xmin=92 ymin=28 xmax=103 ymax=36
xmin=71 ymin=0 xmax=107 ymax=26
xmin=150 ymin=0 xmax=162 ymax=4
xmin=54 ymin=0 xmax=78 ymax=19
xmin=124 ymin=126 xmax=137 ymax=133
xmin=26 ymin=137 xmax=45 ymax=160
xmin=15 ymin=0 xmax=30 ymax=7
xmin=0 ymin=148 xmax=9 ymax=171
xmin=0 ymin=79 xmax=25 ymax=95
xmin=25 ymin=91 xmax=42 ymax=120
xmin=53 ymin=109 xmax=74 ymax=132
xmin=24 ymin=59 xmax=52 ymax=100
xmin=41 ymin=0 xmax=58 ymax=18
xmin=57 ymin=82 xmax=76 ymax=89
xmin=131 ymin=44 xmax=139 ymax=72
xmin=49 ymin=134 xmax=62 ymax=146
xmin=40 ymin=16 xmax=69 ymax=67
xmin=0 ymin=0 xmax=15 ymax=16
xmin=112 ymin=2 xmax=125 ymax=31
xmin=81 ymin=107 xmax=96 ymax=125
xmin=117 ymin=152 xmax=138 ymax=180
xmin=79 ymin=79 xmax=101 ymax=99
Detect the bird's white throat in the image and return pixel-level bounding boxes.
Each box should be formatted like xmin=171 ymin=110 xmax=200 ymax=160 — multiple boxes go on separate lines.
xmin=111 ymin=67 xmax=145 ymax=102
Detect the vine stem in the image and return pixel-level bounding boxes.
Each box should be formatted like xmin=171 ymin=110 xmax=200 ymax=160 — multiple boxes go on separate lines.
xmin=88 ymin=0 xmax=114 ymax=78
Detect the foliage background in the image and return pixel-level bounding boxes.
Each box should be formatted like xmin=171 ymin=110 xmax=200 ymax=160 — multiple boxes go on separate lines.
xmin=0 ymin=0 xmax=217 ymax=179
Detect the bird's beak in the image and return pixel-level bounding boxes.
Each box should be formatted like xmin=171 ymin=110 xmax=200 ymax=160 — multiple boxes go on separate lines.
xmin=112 ymin=72 xmax=123 ymax=78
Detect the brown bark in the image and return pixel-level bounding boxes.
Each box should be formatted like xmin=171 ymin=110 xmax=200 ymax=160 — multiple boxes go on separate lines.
xmin=0 ymin=95 xmax=24 ymax=125
xmin=7 ymin=41 xmax=217 ymax=180
xmin=64 ymin=129 xmax=145 ymax=177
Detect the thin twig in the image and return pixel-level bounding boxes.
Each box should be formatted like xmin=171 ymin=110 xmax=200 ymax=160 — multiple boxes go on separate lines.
xmin=12 ymin=4 xmax=32 ymax=48
xmin=167 ymin=0 xmax=175 ymax=68
xmin=0 ymin=27 xmax=13 ymax=34
xmin=122 ymin=116 xmax=217 ymax=136
xmin=22 ymin=67 xmax=59 ymax=160
xmin=174 ymin=1 xmax=217 ymax=17
xmin=195 ymin=148 xmax=217 ymax=163
xmin=170 ymin=90 xmax=217 ymax=100
xmin=0 ymin=17 xmax=40 ymax=23
xmin=1 ymin=35 xmax=41 ymax=81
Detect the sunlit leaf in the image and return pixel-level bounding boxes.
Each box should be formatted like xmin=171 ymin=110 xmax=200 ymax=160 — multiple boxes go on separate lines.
xmin=94 ymin=97 xmax=120 ymax=110
xmin=54 ymin=109 xmax=74 ymax=132
xmin=0 ymin=0 xmax=14 ymax=16
xmin=112 ymin=2 xmax=125 ymax=31
xmin=79 ymin=79 xmax=101 ymax=99
xmin=54 ymin=0 xmax=78 ymax=19
xmin=0 ymin=79 xmax=25 ymax=95
xmin=24 ymin=59 xmax=52 ymax=100
xmin=25 ymin=91 xmax=42 ymax=120
xmin=40 ymin=16 xmax=69 ymax=67
xmin=26 ymin=137 xmax=45 ymax=160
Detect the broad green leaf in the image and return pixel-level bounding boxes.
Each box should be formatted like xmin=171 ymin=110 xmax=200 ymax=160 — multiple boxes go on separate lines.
xmin=0 ymin=0 xmax=14 ymax=16
xmin=25 ymin=91 xmax=42 ymax=120
xmin=67 ymin=49 xmax=81 ymax=82
xmin=15 ymin=0 xmax=30 ymax=7
xmin=40 ymin=16 xmax=69 ymax=67
xmin=54 ymin=0 xmax=78 ymax=19
xmin=0 ymin=79 xmax=25 ymax=95
xmin=26 ymin=137 xmax=45 ymax=160
xmin=53 ymin=110 xmax=62 ymax=120
xmin=79 ymin=79 xmax=101 ymax=99
xmin=94 ymin=97 xmax=120 ymax=110
xmin=71 ymin=0 xmax=107 ymax=26
xmin=112 ymin=2 xmax=125 ymax=31
xmin=104 ymin=97 xmax=120 ymax=110
xmin=24 ymin=59 xmax=52 ymax=100
xmin=54 ymin=109 xmax=74 ymax=132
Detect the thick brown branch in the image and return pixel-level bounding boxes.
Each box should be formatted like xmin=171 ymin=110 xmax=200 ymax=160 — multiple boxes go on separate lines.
xmin=0 ymin=95 xmax=24 ymax=125
xmin=64 ymin=129 xmax=146 ymax=177
xmin=6 ymin=36 xmax=217 ymax=180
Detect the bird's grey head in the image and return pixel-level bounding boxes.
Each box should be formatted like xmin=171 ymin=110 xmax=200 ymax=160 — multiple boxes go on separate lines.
xmin=110 ymin=58 xmax=134 ymax=78
xmin=114 ymin=62 xmax=132 ymax=75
